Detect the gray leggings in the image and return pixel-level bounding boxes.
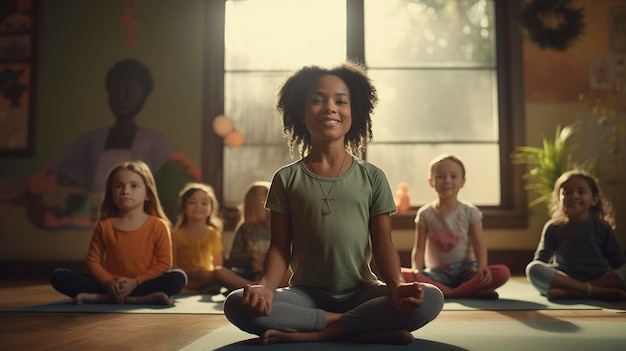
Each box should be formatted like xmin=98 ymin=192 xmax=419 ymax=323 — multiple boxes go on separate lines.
xmin=525 ymin=260 xmax=557 ymax=296
xmin=526 ymin=260 xmax=626 ymax=296
xmin=223 ymin=283 xmax=443 ymax=336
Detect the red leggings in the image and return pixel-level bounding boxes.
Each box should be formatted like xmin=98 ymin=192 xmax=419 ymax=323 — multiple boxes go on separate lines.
xmin=402 ymin=264 xmax=510 ymax=298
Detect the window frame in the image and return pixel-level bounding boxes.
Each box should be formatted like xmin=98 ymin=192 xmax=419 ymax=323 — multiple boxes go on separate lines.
xmin=203 ymin=0 xmax=526 ymax=230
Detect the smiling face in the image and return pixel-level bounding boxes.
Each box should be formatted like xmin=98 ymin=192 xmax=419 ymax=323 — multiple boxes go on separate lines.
xmin=183 ymin=189 xmax=212 ymax=223
xmin=428 ymin=159 xmax=466 ymax=200
xmin=303 ymin=74 xmax=352 ymax=144
xmin=112 ymin=168 xmax=149 ymax=213
xmin=559 ymin=176 xmax=598 ymax=222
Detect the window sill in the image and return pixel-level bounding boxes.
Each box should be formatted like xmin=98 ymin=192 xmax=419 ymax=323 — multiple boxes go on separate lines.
xmin=224 ymin=208 xmax=528 ymax=232
xmin=391 ymin=208 xmax=528 ymax=230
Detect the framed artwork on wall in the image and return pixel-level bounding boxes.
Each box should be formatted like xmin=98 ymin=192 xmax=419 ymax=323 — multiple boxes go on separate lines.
xmin=0 ymin=0 xmax=36 ymax=156
xmin=590 ymin=56 xmax=616 ymax=90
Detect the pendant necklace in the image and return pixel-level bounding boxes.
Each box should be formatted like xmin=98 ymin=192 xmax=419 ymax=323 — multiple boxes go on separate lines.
xmin=308 ymin=152 xmax=347 ymax=215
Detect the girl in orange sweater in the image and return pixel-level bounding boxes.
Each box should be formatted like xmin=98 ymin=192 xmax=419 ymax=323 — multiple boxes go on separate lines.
xmin=50 ymin=161 xmax=187 ymax=305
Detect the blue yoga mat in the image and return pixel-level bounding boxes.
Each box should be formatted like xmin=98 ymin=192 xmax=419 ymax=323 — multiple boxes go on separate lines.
xmin=5 ymin=280 xmax=623 ymax=314
xmin=181 ymin=321 xmax=626 ymax=351
xmin=5 ymin=293 xmax=225 ymax=314
xmin=442 ymin=279 xmax=621 ymax=311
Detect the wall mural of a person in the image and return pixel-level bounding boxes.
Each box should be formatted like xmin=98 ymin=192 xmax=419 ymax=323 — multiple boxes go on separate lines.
xmin=2 ymin=58 xmax=200 ymax=229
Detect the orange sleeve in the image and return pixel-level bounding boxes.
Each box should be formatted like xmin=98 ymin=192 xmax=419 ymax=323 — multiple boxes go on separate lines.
xmin=135 ymin=218 xmax=173 ymax=284
xmin=86 ymin=222 xmax=116 ymax=287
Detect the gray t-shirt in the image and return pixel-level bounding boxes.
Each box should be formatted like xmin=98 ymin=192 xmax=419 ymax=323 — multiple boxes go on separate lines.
xmin=266 ymin=155 xmax=396 ymax=301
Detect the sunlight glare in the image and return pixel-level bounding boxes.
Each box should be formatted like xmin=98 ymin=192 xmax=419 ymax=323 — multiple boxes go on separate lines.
xmin=225 ymin=0 xmax=346 ymax=70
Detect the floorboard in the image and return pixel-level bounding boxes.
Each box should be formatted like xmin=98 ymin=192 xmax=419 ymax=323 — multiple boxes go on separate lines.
xmin=1 ymin=277 xmax=624 ymax=350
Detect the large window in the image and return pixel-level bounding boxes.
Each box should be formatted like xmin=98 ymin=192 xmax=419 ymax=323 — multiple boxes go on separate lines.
xmin=364 ymin=0 xmax=500 ymax=206
xmin=204 ymin=0 xmax=525 ymax=228
xmin=221 ymin=0 xmax=346 ymax=209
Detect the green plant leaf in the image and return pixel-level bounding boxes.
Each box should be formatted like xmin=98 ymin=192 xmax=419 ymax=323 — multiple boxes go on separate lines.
xmin=510 ymin=122 xmax=595 ymax=211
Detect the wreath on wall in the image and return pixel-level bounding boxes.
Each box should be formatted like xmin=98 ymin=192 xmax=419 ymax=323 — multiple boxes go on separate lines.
xmin=519 ymin=0 xmax=585 ymax=51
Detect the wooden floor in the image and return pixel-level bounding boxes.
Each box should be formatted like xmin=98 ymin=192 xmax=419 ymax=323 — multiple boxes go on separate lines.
xmin=1 ymin=277 xmax=625 ymax=351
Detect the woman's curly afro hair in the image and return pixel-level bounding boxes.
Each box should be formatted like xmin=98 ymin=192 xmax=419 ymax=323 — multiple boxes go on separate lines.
xmin=276 ymin=60 xmax=378 ymax=158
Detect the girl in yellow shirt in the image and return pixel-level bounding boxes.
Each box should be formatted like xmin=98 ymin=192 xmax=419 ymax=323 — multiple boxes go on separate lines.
xmin=172 ymin=182 xmax=254 ymax=293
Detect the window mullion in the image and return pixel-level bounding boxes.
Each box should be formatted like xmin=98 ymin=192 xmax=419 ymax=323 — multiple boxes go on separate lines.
xmin=346 ymin=0 xmax=365 ymax=64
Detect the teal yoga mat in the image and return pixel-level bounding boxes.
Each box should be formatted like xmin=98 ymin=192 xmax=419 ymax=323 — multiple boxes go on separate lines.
xmin=442 ymin=279 xmax=621 ymax=311
xmin=5 ymin=280 xmax=623 ymax=314
xmin=5 ymin=293 xmax=225 ymax=314
xmin=181 ymin=321 xmax=626 ymax=351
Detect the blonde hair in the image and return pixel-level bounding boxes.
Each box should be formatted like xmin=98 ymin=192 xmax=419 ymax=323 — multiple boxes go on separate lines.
xmin=100 ymin=160 xmax=169 ymax=225
xmin=237 ymin=181 xmax=271 ymax=229
xmin=174 ymin=182 xmax=223 ymax=232
xmin=428 ymin=154 xmax=466 ymax=178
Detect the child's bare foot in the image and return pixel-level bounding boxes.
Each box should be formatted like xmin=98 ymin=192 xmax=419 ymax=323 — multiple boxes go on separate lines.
xmin=549 ymin=286 xmax=626 ymax=301
xmin=547 ymin=288 xmax=585 ymax=300
xmin=589 ymin=286 xmax=626 ymax=301
xmin=260 ymin=329 xmax=320 ymax=344
xmin=73 ymin=293 xmax=112 ymax=304
xmin=469 ymin=289 xmax=499 ymax=299
xmin=125 ymin=292 xmax=173 ymax=305
xmin=345 ymin=329 xmax=414 ymax=345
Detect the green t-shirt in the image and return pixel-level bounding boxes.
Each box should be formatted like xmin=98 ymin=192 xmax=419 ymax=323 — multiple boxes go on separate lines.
xmin=266 ymin=155 xmax=396 ymax=301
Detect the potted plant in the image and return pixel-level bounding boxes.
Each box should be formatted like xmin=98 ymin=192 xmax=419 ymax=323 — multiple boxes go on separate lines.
xmin=511 ymin=123 xmax=597 ymax=211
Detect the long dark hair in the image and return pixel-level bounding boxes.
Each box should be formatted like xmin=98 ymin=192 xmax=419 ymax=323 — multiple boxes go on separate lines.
xmin=549 ymin=170 xmax=615 ymax=228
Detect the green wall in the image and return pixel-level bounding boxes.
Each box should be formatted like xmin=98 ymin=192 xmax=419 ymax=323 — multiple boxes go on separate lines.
xmin=0 ymin=0 xmax=205 ymax=260
xmin=0 ymin=0 xmax=204 ymax=181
